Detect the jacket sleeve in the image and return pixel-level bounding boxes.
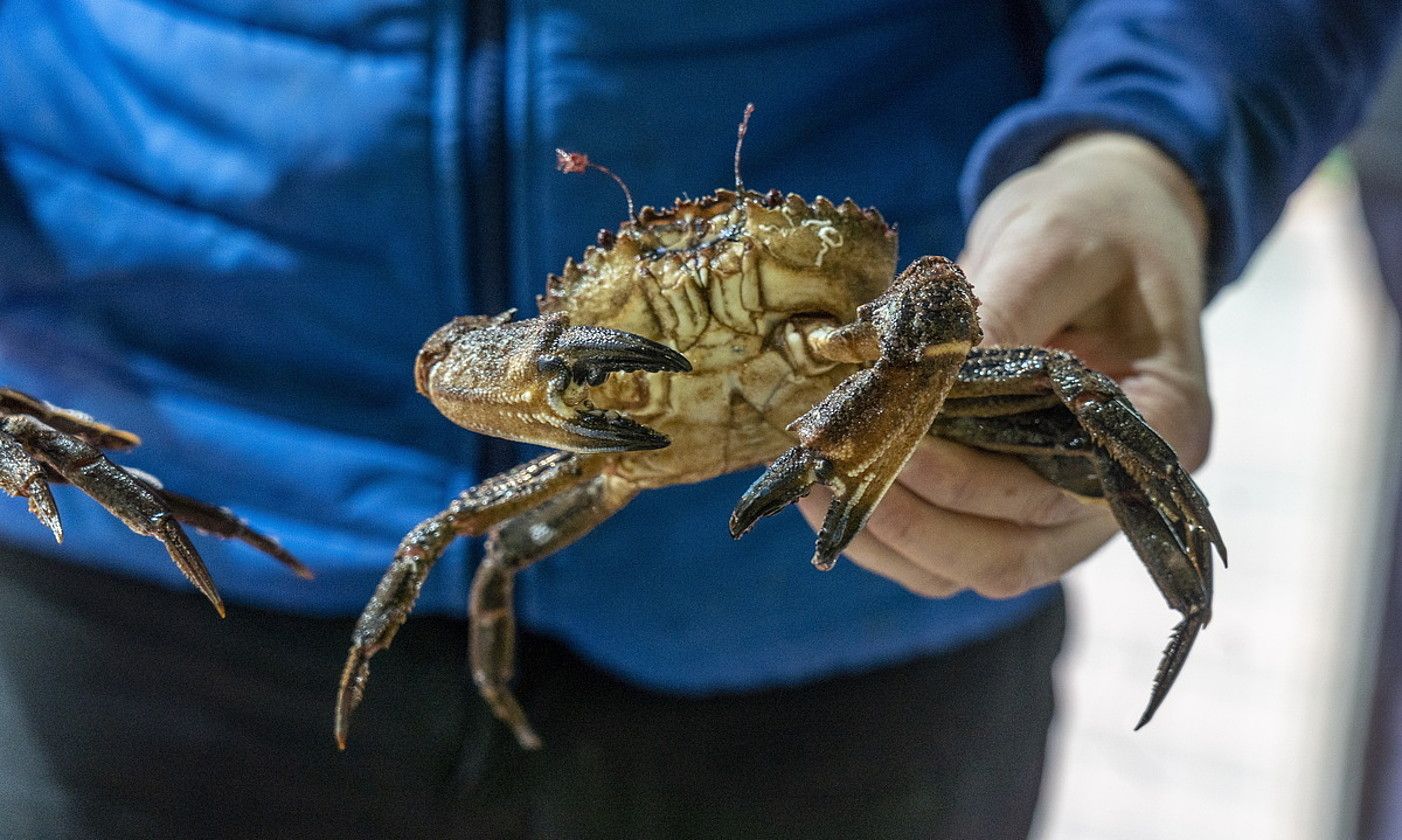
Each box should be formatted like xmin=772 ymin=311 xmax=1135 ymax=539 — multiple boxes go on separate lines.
xmin=959 ymin=0 xmax=1402 ymax=292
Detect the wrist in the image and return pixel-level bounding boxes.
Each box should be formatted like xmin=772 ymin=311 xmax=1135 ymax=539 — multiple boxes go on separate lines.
xmin=1043 ymin=132 xmax=1210 ymax=253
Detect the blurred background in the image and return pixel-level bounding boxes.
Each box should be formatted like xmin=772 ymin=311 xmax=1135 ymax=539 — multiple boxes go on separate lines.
xmin=1034 ymin=154 xmax=1402 ymax=839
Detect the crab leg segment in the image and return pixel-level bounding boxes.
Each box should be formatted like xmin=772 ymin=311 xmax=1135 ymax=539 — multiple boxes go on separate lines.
xmin=731 ymin=256 xmax=981 ymax=570
xmin=415 ymin=311 xmax=691 ymax=454
xmin=1044 ymin=358 xmax=1221 ymax=727
xmin=471 ymin=472 xmax=637 ymax=749
xmin=0 ymin=430 xmax=62 ymax=541
xmin=0 ymin=387 xmax=140 ymax=451
xmin=335 ymin=452 xmax=603 ymax=750
xmin=1 ymin=414 xmax=225 ymax=616
xmin=149 ymin=486 xmax=312 ymax=580
xmin=1096 ymin=456 xmax=1212 ymax=728
xmin=934 ymin=346 xmax=1225 ymax=727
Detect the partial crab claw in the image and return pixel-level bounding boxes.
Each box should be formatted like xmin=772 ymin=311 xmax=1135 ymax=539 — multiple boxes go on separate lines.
xmin=548 ymin=325 xmax=691 ymax=382
xmin=730 ymin=447 xmax=831 ymax=540
xmin=417 ymin=312 xmax=690 ymax=453
xmin=732 ymin=257 xmax=979 ymax=570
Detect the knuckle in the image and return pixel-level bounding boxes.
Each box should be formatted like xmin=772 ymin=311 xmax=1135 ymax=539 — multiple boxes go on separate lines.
xmin=939 ymin=462 xmax=982 ymax=511
xmin=1022 ymin=490 xmax=1081 ymax=528
xmin=910 ymin=577 xmax=962 ymax=599
xmin=868 ymin=496 xmax=919 ymax=546
xmin=970 ymin=557 xmax=1034 ymax=600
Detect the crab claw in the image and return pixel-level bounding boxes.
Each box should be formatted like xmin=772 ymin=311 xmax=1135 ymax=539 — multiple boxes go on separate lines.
xmin=550 ymin=325 xmax=691 ymax=381
xmin=538 ymin=325 xmax=688 ymax=452
xmin=730 ymin=444 xmax=880 ymax=572
xmin=730 ymin=447 xmax=830 ymax=540
xmin=418 ymin=312 xmax=690 ymax=454
xmin=733 ymin=258 xmax=978 ymax=570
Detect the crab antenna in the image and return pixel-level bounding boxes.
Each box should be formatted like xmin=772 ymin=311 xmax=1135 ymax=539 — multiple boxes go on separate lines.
xmin=734 ymin=103 xmax=755 ymax=193
xmin=556 ymin=149 xmax=635 ymax=222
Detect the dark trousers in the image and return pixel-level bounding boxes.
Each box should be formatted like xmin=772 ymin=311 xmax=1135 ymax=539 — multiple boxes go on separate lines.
xmin=0 ymin=550 xmax=1064 ymax=840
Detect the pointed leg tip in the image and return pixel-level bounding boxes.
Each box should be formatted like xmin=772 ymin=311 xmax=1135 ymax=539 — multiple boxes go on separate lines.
xmin=44 ymin=516 xmax=64 ymax=544
xmin=27 ymin=482 xmax=63 ymax=543
xmin=271 ymin=545 xmax=315 ymax=580
xmin=195 ymin=577 xmax=226 ymax=618
xmin=335 ymin=646 xmax=371 ymax=752
xmin=515 ymin=726 xmax=544 ymax=751
xmin=811 ymin=551 xmax=838 ymax=572
xmin=333 ymin=707 xmax=354 ymax=752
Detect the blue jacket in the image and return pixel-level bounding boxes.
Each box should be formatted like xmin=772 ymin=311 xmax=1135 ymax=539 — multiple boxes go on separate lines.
xmin=0 ymin=0 xmax=1395 ymax=693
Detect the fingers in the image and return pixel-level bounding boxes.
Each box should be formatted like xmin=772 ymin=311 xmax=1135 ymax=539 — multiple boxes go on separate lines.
xmin=800 ymin=479 xmax=1119 ymax=599
xmin=898 ymin=437 xmax=1087 ymax=527
xmin=796 ymin=488 xmax=963 ymax=598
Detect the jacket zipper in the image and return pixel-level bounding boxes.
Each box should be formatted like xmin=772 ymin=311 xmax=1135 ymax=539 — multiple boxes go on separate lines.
xmin=464 ymin=0 xmax=519 ymax=481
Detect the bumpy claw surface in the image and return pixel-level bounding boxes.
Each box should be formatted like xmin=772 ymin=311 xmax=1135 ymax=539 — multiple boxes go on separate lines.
xmin=730 ymin=447 xmax=829 ymax=540
xmin=418 ymin=312 xmax=690 ymax=453
xmin=0 ymin=389 xmax=306 ymax=615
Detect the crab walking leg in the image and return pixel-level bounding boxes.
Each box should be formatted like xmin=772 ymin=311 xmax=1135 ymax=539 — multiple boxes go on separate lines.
xmin=1095 ymin=455 xmax=1213 ymax=728
xmin=1046 ymin=358 xmax=1222 ymax=728
xmin=1 ymin=414 xmax=226 ymax=615
xmin=471 ymin=473 xmax=637 ymax=749
xmin=731 ymin=256 xmax=980 ymax=570
xmin=933 ymin=346 xmax=1225 ymax=726
xmin=943 ymin=347 xmax=1224 ymax=568
xmin=0 ymin=387 xmax=140 ymax=451
xmin=334 ymin=452 xmax=603 ymax=749
xmin=146 ymin=485 xmax=313 ymax=580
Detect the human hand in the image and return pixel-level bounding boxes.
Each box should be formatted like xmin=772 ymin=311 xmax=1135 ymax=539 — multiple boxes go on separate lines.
xmin=798 ymin=132 xmax=1213 ymax=599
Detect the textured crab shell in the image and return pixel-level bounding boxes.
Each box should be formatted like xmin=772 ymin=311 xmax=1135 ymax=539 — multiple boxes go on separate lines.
xmin=538 ymin=190 xmax=899 ymax=486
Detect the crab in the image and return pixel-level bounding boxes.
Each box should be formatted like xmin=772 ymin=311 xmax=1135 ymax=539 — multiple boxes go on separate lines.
xmin=334 ymin=111 xmax=1225 ymax=751
xmin=0 ymin=387 xmax=309 ymax=614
